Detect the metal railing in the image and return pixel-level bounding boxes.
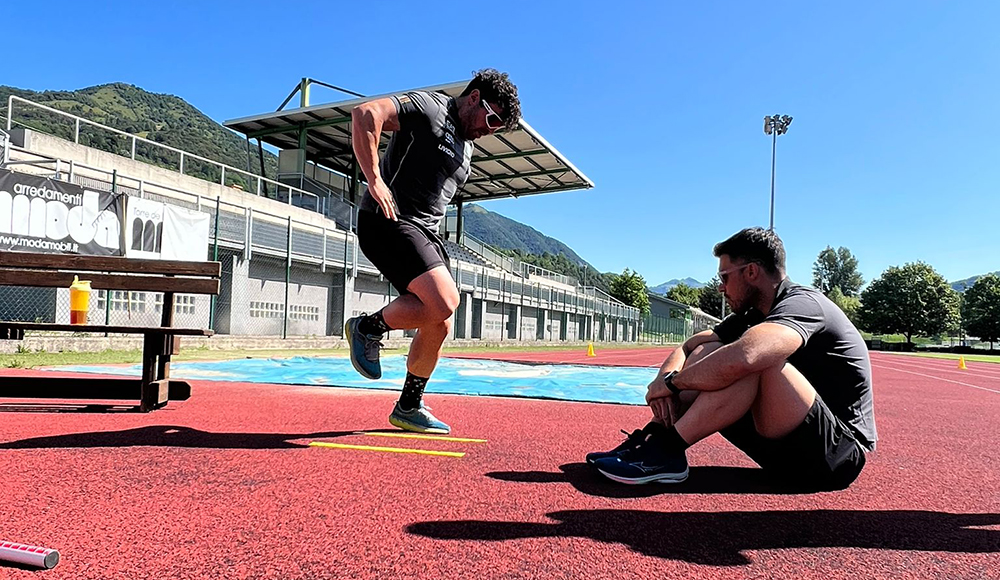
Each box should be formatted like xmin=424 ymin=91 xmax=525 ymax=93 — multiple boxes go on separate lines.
xmin=5 ymin=96 xmax=332 ymax=210
xmin=458 ymin=231 xmax=517 ymax=272
xmin=0 ymin=128 xmax=8 ymax=166
xmin=519 ymin=262 xmax=578 ymax=287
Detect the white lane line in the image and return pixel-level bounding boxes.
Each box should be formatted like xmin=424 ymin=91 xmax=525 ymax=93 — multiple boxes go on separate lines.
xmin=872 ymin=363 xmax=1000 ymax=395
xmin=878 ymin=360 xmax=1000 ymax=379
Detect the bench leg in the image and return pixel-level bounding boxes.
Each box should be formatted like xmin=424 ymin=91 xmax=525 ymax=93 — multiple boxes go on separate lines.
xmin=140 ymin=334 xmax=168 ymax=412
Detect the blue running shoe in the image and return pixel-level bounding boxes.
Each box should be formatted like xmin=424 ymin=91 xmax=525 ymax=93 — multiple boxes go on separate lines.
xmin=345 ymin=315 xmax=383 ymax=380
xmin=594 ymin=437 xmax=689 ymax=484
xmin=389 ymin=402 xmax=451 ymax=434
xmin=586 ymin=427 xmax=648 ymax=464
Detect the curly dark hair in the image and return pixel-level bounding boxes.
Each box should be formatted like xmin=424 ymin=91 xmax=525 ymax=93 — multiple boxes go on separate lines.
xmin=461 ymin=68 xmax=521 ymax=131
xmin=713 ymin=227 xmax=786 ymax=276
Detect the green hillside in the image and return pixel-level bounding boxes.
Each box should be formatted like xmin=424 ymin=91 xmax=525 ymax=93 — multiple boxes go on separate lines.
xmin=0 ymin=83 xmax=277 ymax=186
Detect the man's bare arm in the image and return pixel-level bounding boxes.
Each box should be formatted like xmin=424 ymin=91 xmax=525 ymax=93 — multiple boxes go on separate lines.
xmin=652 ymin=323 xmax=803 ymax=398
xmin=351 ymin=99 xmax=401 ymax=219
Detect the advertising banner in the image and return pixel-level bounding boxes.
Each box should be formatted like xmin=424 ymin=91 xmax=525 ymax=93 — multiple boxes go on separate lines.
xmin=0 ymin=169 xmax=123 ymax=255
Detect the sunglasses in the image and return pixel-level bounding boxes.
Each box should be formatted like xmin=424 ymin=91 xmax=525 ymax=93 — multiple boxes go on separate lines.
xmin=481 ymin=100 xmax=505 ymax=132
xmin=718 ymin=263 xmax=752 ymax=285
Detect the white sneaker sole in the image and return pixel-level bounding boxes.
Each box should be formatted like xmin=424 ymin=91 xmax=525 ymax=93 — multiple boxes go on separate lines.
xmin=388 ymin=415 xmax=450 ymax=435
xmin=597 ymin=467 xmax=689 ymax=485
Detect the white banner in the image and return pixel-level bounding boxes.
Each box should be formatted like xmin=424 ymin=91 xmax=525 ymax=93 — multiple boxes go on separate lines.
xmin=125 ymin=196 xmax=209 ymax=261
xmin=161 ymin=203 xmax=210 ymax=261
xmin=124 ymin=196 xmax=163 ymax=259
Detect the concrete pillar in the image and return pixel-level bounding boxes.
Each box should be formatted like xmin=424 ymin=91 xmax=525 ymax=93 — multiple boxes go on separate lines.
xmin=453 ymin=291 xmax=472 ymax=340
xmin=507 ymin=304 xmax=521 ymax=340
xmin=218 ymin=251 xmax=250 ymax=335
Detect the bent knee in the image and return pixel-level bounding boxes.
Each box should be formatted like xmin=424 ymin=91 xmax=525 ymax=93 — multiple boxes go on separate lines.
xmin=425 ymin=291 xmax=459 ymax=322
xmin=421 ymin=318 xmax=452 ymax=338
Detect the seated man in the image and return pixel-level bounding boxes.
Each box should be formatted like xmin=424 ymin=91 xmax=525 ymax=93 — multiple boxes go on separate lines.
xmin=589 ymin=227 xmax=877 ymax=490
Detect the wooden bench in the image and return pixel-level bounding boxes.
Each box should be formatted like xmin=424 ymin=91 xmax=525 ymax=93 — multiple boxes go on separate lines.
xmin=0 ymin=253 xmax=221 ymax=412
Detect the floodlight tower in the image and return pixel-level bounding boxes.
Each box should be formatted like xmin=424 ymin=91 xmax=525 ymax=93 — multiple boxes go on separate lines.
xmin=763 ymin=114 xmax=793 ymax=230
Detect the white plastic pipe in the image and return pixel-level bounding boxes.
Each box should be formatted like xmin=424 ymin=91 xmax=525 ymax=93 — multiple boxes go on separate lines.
xmin=0 ymin=541 xmax=60 ymax=569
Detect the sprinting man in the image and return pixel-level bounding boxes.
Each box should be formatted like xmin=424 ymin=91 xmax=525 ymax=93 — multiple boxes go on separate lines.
xmin=345 ymin=69 xmax=521 ymax=434
xmin=589 ymin=227 xmax=877 ymax=489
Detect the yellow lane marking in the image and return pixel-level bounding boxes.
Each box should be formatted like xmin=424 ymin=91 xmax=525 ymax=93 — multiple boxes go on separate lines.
xmin=359 ymin=432 xmax=487 ymax=443
xmin=308 ymin=442 xmax=465 ymax=457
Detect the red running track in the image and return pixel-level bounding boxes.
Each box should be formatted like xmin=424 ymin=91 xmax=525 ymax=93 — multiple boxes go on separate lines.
xmin=0 ymin=350 xmax=998 ymax=579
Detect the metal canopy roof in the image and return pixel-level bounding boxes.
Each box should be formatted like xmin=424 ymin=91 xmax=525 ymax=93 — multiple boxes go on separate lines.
xmin=223 ymin=81 xmax=593 ymax=203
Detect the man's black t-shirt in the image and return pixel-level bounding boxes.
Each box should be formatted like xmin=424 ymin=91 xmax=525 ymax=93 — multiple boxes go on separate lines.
xmin=714 ymin=279 xmax=877 ymax=450
xmin=358 ymin=91 xmax=472 ymax=231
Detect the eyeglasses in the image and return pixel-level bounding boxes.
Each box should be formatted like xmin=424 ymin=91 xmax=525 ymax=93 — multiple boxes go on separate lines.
xmin=718 ymin=263 xmax=752 ymax=285
xmin=481 ymin=100 xmax=505 ymax=132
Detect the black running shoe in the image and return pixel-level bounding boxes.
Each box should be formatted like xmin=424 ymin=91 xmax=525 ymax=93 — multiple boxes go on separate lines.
xmin=594 ymin=439 xmax=689 ymax=485
xmin=586 ymin=427 xmax=648 ymax=464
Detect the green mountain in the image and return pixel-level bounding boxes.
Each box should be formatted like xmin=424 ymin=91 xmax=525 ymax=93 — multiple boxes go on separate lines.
xmin=454 ymin=204 xmax=588 ymax=265
xmin=951 ymin=271 xmax=1000 ymax=292
xmin=450 ymin=204 xmax=614 ymax=291
xmin=0 ymin=83 xmax=277 ymax=186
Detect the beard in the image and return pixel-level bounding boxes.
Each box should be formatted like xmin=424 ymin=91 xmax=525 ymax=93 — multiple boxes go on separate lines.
xmin=732 ymin=285 xmax=762 ymax=315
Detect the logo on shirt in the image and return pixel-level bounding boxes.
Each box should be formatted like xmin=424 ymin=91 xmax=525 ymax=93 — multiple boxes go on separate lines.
xmin=438 ymin=143 xmax=456 ymax=158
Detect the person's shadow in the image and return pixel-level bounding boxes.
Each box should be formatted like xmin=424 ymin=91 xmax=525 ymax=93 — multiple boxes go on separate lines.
xmin=407 ymin=509 xmax=1000 ymax=566
xmin=488 ymin=463 xmax=824 ymax=497
xmin=0 ymin=426 xmax=365 ymax=449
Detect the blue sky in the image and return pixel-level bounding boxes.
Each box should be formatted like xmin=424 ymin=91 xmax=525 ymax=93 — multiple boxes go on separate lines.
xmin=5 ymin=1 xmax=998 ymax=287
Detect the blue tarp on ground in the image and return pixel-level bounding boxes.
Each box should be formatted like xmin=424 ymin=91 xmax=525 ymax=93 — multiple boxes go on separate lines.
xmin=56 ymin=356 xmax=656 ymax=405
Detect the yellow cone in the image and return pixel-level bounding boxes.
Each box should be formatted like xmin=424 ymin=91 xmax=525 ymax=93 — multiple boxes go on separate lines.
xmin=587 ymin=342 xmax=596 ymax=357
xmin=958 ymin=356 xmax=967 ymax=370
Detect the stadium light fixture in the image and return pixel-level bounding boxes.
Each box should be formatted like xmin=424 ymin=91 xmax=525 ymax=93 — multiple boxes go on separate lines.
xmin=763 ymin=114 xmax=793 ymax=230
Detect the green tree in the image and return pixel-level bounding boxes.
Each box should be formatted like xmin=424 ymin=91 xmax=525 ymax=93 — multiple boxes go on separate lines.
xmin=812 ymin=246 xmax=864 ymax=297
xmin=666 ymin=282 xmax=701 ymax=307
xmin=858 ymin=262 xmax=960 ymax=344
xmin=961 ymin=273 xmax=1000 ymax=349
xmin=609 ymin=268 xmax=651 ymax=317
xmin=698 ymin=277 xmax=725 ymax=319
xmin=827 ymin=286 xmax=861 ymax=326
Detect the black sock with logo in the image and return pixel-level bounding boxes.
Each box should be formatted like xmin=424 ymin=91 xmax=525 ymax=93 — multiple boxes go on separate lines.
xmin=358 ymin=310 xmax=391 ymax=336
xmin=398 ymin=372 xmax=429 ymax=411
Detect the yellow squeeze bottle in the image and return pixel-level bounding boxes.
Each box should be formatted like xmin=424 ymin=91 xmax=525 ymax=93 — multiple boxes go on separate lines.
xmin=69 ymin=276 xmax=92 ymax=325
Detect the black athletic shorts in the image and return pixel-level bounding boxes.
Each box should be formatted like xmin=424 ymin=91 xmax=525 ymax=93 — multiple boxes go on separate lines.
xmin=357 ymin=210 xmax=451 ymax=294
xmin=719 ymin=394 xmax=867 ymax=490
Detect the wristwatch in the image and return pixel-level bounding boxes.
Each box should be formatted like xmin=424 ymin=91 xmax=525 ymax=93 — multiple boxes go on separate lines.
xmin=662 ymin=370 xmax=682 ymax=395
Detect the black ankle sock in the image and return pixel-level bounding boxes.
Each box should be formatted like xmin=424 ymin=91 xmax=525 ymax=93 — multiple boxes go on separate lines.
xmin=358 ymin=310 xmax=391 ymax=336
xmin=647 ymin=422 xmax=690 ymax=453
xmin=398 ymin=372 xmax=429 ymax=411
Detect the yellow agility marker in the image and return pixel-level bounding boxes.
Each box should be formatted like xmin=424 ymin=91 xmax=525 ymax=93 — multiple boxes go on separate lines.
xmin=308 ymin=441 xmax=465 ymax=457
xmin=587 ymin=342 xmax=596 ymax=357
xmin=359 ymin=432 xmax=487 ymax=443
xmin=958 ymin=356 xmax=967 ymax=370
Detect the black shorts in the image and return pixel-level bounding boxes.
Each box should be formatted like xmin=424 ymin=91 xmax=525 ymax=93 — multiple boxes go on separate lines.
xmin=357 ymin=210 xmax=451 ymax=294
xmin=719 ymin=395 xmax=867 ymax=490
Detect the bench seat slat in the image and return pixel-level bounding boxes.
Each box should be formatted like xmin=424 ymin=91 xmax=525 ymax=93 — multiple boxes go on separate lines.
xmin=0 ymin=269 xmax=220 ymax=294
xmin=0 ymin=253 xmax=221 ymax=277
xmin=0 ymin=322 xmax=213 ymax=336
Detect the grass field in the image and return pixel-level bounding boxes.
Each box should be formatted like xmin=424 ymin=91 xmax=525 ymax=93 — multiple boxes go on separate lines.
xmin=889 ymin=351 xmax=1000 ymax=364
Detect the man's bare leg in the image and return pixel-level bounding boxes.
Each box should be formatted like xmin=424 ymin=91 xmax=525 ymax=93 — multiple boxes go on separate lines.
xmin=381 ymin=266 xmax=459 ymax=433
xmin=673 ymin=361 xmax=816 ymax=445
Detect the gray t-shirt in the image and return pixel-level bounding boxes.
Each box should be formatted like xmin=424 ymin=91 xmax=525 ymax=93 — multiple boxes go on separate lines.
xmin=714 ymin=279 xmax=877 ymax=450
xmin=359 ymin=91 xmax=473 ymax=230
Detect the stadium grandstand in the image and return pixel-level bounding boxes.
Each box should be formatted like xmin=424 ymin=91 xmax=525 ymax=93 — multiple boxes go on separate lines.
xmin=0 ymin=78 xmax=701 ymax=345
